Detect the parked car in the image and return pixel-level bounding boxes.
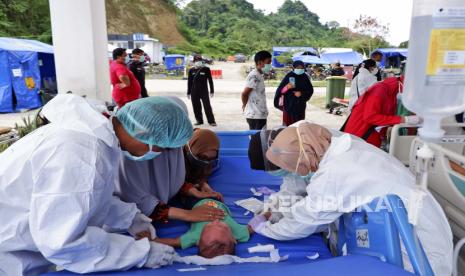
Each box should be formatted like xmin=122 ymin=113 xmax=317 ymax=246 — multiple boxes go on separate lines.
xmin=234 ymin=53 xmax=247 ymax=63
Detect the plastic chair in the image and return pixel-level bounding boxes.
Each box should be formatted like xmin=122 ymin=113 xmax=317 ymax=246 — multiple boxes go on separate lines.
xmin=338 ymin=195 xmax=434 ymax=275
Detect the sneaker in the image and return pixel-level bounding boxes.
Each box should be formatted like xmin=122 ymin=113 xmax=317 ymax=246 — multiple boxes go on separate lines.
xmin=209 ymin=123 xmax=217 ymax=127
xmin=194 ymin=122 xmax=203 ymax=126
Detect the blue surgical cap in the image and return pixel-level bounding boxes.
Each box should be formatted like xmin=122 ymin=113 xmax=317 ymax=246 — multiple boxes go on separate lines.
xmin=116 ymin=97 xmax=193 ymax=148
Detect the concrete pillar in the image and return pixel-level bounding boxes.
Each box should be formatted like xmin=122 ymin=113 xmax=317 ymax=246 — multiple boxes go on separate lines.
xmin=49 ymin=0 xmax=111 ymax=101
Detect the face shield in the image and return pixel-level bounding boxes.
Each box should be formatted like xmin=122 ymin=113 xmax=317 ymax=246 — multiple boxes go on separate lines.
xmin=259 ymin=126 xmax=286 ymax=172
xmin=186 ymin=143 xmax=219 ymax=170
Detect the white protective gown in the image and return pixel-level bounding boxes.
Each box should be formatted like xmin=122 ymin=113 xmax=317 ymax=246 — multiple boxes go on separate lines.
xmin=261 ymin=134 xmax=453 ymax=276
xmin=348 ymin=67 xmax=377 ymax=110
xmin=0 ymin=95 xmax=150 ymax=276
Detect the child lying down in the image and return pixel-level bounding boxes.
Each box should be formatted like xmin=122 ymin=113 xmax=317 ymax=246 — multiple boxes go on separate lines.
xmin=137 ymin=199 xmax=256 ymax=258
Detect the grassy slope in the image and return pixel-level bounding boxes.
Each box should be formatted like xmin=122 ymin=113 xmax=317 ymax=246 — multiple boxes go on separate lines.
xmin=105 ymin=0 xmax=186 ymax=46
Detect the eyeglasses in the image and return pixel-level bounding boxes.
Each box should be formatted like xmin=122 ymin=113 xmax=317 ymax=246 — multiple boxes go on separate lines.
xmin=187 ymin=144 xmax=219 ymax=169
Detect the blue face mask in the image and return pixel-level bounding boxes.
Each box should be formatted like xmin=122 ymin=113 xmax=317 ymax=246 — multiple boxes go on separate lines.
xmin=139 ymin=56 xmax=145 ymax=63
xmin=263 ymin=64 xmax=272 ymax=74
xmin=268 ymin=169 xmax=289 ymax=177
xmin=123 ymin=144 xmax=162 ymax=161
xmin=294 ymin=69 xmax=305 ymax=75
xmin=299 ymin=172 xmax=315 ymax=182
xmin=124 ymin=55 xmax=130 ymax=64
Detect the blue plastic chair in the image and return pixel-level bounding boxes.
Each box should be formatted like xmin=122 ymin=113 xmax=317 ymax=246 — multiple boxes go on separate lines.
xmin=338 ymin=195 xmax=434 ymax=276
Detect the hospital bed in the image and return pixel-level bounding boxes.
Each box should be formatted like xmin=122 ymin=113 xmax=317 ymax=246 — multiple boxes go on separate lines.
xmin=44 ymin=131 xmax=433 ymax=276
xmin=390 ymin=123 xmax=465 ymax=274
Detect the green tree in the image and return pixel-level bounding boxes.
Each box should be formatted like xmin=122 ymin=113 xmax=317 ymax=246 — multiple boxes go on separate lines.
xmin=0 ymin=0 xmax=52 ymax=43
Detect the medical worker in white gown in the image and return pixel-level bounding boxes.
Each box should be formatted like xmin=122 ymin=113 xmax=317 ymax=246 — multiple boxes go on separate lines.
xmin=0 ymin=94 xmax=193 ymax=275
xmin=248 ymin=121 xmax=453 ymax=276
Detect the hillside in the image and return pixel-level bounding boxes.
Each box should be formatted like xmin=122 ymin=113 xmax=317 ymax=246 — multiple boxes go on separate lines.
xmin=105 ymin=0 xmax=186 ymax=46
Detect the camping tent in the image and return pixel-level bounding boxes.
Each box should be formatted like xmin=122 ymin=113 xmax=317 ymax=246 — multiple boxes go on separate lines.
xmin=0 ymin=37 xmax=55 ymax=113
xmin=292 ymin=55 xmax=325 ymax=64
xmin=272 ymin=46 xmax=318 ymax=68
xmin=320 ymin=51 xmax=363 ymax=65
xmin=374 ymin=48 xmax=408 ymax=68
xmin=292 ymin=51 xmax=363 ymax=65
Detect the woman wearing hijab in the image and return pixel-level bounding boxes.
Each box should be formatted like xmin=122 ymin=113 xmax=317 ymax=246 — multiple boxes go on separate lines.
xmin=342 ymin=76 xmax=420 ymax=147
xmin=181 ymin=128 xmax=223 ymax=202
xmin=247 ymin=121 xmax=453 ymax=276
xmin=348 ymin=59 xmax=378 ymax=111
xmin=116 ymin=99 xmax=225 ymax=224
xmin=274 ymin=60 xmax=314 ymax=126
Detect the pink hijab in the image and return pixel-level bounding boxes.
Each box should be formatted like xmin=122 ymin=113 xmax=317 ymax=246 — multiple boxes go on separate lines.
xmin=266 ymin=122 xmax=332 ymax=175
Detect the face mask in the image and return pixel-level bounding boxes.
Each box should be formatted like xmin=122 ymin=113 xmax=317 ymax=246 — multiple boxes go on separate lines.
xmin=268 ymin=169 xmax=289 ymax=177
xmin=195 ymin=61 xmax=204 ymax=68
xmin=299 ymin=172 xmax=315 ymax=182
xmin=139 ymin=56 xmax=145 ymax=62
xmin=263 ymin=64 xmax=272 ymax=74
xmin=124 ymin=55 xmax=130 ymax=64
xmin=294 ymin=69 xmax=305 ymax=75
xmin=371 ymin=68 xmax=379 ymax=75
xmin=123 ymin=144 xmax=162 ymax=161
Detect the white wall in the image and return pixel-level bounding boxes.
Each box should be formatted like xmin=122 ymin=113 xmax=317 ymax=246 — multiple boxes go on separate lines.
xmin=49 ymin=0 xmax=111 ymax=101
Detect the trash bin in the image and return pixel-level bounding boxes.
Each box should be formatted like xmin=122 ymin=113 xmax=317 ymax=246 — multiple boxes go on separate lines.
xmin=325 ymin=76 xmax=347 ymax=108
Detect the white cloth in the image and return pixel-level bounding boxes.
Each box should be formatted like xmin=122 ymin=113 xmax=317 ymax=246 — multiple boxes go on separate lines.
xmin=260 ymin=134 xmax=453 ymax=276
xmin=0 ymin=95 xmax=150 ymax=276
xmin=348 ymin=67 xmax=377 ymax=110
xmin=244 ymin=69 xmax=268 ymax=119
xmin=173 ymin=249 xmax=287 ymax=266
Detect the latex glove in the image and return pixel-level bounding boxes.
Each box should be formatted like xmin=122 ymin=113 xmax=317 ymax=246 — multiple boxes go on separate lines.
xmin=210 ymin=93 xmax=214 ymax=98
xmin=128 ymin=213 xmax=156 ymax=239
xmin=144 ymin=241 xmax=176 ymax=268
xmin=248 ymin=214 xmax=267 ymax=233
xmin=405 ymin=115 xmax=422 ymax=125
xmin=187 ymin=94 xmax=191 ymax=100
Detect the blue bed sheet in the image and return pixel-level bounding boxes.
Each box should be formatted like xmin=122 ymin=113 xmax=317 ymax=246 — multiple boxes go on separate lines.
xmin=43 ymin=156 xmax=412 ymax=275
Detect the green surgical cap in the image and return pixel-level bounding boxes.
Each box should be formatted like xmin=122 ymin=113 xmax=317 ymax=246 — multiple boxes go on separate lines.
xmin=116 ymin=97 xmax=193 ymax=148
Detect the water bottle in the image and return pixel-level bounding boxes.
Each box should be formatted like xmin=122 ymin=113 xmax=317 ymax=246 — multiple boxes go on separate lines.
xmin=403 ymin=0 xmax=465 ymax=140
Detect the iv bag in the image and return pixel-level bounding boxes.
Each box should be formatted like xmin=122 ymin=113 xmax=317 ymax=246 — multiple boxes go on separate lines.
xmin=403 ymin=0 xmax=465 ymax=141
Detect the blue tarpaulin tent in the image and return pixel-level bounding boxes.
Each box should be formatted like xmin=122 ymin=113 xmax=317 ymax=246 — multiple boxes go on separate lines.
xmin=374 ymin=48 xmax=408 ymax=68
xmin=0 ymin=37 xmax=55 ymax=113
xmin=320 ymin=51 xmax=363 ymax=65
xmin=164 ymin=54 xmax=186 ymax=70
xmin=272 ymin=46 xmax=318 ymax=68
xmin=292 ymin=51 xmax=363 ymax=65
xmin=292 ymin=55 xmax=325 ymax=64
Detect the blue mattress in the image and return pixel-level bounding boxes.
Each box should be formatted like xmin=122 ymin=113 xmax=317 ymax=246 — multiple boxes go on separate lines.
xmin=43 ymin=156 xmax=412 ymax=276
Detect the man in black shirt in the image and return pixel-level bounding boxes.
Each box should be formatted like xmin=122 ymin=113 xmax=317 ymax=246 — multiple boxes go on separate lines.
xmin=128 ymin=48 xmax=148 ymax=98
xmin=187 ymin=54 xmax=216 ymax=126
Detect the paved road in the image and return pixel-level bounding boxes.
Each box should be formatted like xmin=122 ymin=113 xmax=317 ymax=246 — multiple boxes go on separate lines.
xmin=0 ymin=62 xmax=347 ymax=131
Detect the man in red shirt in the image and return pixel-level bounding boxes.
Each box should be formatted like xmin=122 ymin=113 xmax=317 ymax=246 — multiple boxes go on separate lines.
xmin=110 ymin=48 xmax=141 ymax=107
xmin=342 ymin=76 xmax=420 ymax=147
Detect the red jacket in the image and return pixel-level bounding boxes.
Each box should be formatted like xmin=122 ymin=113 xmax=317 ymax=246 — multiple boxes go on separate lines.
xmin=343 ymin=77 xmax=403 ymax=147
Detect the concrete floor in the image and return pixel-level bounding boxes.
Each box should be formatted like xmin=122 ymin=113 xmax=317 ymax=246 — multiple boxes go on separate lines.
xmin=0 ymin=62 xmax=347 ymax=131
